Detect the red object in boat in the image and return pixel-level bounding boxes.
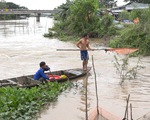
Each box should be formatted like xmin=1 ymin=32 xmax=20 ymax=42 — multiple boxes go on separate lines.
xmin=48 ymin=75 xmax=60 ymax=80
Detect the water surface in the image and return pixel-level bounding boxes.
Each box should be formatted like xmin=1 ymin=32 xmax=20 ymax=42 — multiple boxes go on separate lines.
xmin=0 ymin=17 xmax=149 ymax=120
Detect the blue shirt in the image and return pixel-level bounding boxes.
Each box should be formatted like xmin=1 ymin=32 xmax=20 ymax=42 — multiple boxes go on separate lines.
xmin=33 ymin=67 xmax=50 ymax=80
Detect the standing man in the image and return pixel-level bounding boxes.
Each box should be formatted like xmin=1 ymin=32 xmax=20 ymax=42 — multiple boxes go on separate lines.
xmin=34 ymin=61 xmax=50 ymax=82
xmin=76 ymin=33 xmax=93 ymax=71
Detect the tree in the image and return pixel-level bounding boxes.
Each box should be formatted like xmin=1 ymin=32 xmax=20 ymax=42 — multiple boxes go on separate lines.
xmin=0 ymin=2 xmax=7 ymax=9
xmin=0 ymin=2 xmax=28 ymax=20
xmin=109 ymin=8 xmax=150 ymax=56
xmin=56 ymin=0 xmax=72 ymax=21
xmin=70 ymin=0 xmax=99 ymax=24
xmin=0 ymin=2 xmax=28 ymax=9
xmin=50 ymin=0 xmax=115 ymax=38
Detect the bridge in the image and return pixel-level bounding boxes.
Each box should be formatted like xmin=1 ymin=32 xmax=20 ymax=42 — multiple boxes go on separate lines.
xmin=0 ymin=9 xmax=59 ymax=22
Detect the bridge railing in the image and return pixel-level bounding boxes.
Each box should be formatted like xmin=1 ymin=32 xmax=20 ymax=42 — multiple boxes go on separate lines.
xmin=0 ymin=9 xmax=57 ymax=14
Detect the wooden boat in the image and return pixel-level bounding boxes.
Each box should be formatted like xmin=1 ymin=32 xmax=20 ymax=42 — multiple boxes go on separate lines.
xmin=0 ymin=67 xmax=91 ymax=88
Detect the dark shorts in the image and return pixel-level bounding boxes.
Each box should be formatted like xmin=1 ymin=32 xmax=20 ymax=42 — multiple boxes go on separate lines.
xmin=80 ymin=50 xmax=89 ymax=61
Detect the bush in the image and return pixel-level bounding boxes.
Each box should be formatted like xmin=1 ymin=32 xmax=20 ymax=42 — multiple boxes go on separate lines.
xmin=118 ymin=10 xmax=131 ymax=20
xmin=109 ymin=7 xmax=150 ymax=56
xmin=109 ymin=25 xmax=150 ymax=56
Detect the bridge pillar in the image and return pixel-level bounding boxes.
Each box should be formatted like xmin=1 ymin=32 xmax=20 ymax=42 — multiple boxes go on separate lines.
xmin=36 ymin=13 xmax=41 ymax=22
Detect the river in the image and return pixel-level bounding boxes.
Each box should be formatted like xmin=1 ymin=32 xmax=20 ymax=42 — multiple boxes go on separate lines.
xmin=0 ymin=17 xmax=149 ymax=120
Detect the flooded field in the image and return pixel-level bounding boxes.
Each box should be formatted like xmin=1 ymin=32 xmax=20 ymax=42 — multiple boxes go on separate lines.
xmin=0 ymin=17 xmax=149 ymax=120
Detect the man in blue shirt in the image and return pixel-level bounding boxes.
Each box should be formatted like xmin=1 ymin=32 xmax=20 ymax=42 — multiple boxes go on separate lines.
xmin=34 ymin=61 xmax=50 ymax=82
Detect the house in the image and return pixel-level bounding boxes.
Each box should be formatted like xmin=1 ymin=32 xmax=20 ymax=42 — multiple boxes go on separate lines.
xmin=108 ymin=2 xmax=149 ymax=16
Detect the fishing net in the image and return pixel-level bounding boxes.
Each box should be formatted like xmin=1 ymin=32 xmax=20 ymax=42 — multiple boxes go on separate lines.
xmin=107 ymin=48 xmax=139 ymax=55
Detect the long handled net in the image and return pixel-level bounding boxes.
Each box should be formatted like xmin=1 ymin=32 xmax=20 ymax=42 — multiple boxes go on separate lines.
xmin=106 ymin=48 xmax=139 ymax=55
xmin=57 ymin=48 xmax=139 ymax=55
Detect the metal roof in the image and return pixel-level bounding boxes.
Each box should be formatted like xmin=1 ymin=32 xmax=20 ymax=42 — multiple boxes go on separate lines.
xmin=108 ymin=2 xmax=149 ymax=14
xmin=126 ymin=2 xmax=149 ymax=10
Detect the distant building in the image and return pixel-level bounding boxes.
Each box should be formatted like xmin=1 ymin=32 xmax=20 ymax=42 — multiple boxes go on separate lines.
xmin=108 ymin=2 xmax=149 ymax=16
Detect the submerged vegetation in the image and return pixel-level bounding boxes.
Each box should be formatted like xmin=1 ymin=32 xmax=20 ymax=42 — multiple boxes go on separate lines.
xmin=113 ymin=55 xmax=144 ymax=84
xmin=0 ymin=82 xmax=70 ymax=120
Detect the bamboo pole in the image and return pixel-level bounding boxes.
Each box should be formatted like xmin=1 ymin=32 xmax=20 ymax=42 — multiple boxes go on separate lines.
xmin=56 ymin=48 xmax=107 ymax=51
xmin=85 ymin=72 xmax=89 ymax=120
xmin=92 ymin=55 xmax=99 ymax=114
xmin=123 ymin=94 xmax=130 ymax=120
xmin=130 ymin=104 xmax=133 ymax=120
xmin=56 ymin=48 xmax=139 ymax=55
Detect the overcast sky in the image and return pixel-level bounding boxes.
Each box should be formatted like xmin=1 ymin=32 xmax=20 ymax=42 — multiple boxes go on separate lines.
xmin=5 ymin=0 xmax=67 ymax=9
xmin=5 ymin=0 xmax=126 ymax=10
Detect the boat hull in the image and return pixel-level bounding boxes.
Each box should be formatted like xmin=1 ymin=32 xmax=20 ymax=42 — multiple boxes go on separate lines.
xmin=0 ymin=67 xmax=91 ymax=88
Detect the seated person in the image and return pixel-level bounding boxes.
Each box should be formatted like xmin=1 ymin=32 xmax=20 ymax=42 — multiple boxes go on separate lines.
xmin=34 ymin=61 xmax=50 ymax=82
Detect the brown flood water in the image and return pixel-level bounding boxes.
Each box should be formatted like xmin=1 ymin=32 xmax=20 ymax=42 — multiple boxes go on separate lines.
xmin=0 ymin=17 xmax=150 ymax=120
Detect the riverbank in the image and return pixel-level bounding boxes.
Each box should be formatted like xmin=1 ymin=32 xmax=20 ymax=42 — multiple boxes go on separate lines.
xmin=43 ymin=34 xmax=111 ymax=47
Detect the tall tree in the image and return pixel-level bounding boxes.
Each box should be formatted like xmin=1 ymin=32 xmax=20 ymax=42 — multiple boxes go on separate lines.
xmin=57 ymin=0 xmax=72 ymax=21
xmin=70 ymin=0 xmax=99 ymax=23
xmin=51 ymin=0 xmax=115 ymax=38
